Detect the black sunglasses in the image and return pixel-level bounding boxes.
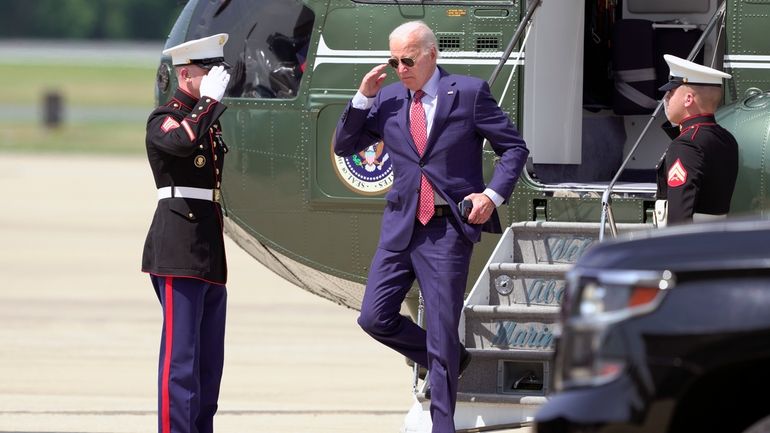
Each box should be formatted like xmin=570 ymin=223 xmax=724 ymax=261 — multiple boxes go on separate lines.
xmin=388 ymin=57 xmax=416 ymax=68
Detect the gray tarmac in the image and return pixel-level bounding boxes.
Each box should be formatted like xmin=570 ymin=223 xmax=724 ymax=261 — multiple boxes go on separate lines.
xmin=0 ymin=153 xmax=414 ymax=433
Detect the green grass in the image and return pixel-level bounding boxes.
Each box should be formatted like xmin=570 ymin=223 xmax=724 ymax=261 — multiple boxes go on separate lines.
xmin=0 ymin=62 xmax=157 ymax=155
xmin=0 ymin=120 xmax=146 ymax=155
xmin=0 ymin=63 xmax=156 ymax=107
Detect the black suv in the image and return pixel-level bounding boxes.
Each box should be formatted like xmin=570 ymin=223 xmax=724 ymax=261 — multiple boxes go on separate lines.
xmin=534 ymin=219 xmax=770 ymax=433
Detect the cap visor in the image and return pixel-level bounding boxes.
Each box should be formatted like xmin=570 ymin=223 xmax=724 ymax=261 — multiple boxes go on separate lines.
xmin=658 ymin=81 xmax=681 ymax=92
xmin=199 ymin=61 xmax=232 ymax=71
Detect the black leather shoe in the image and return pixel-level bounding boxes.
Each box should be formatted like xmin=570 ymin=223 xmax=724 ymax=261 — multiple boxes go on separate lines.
xmin=418 ymin=366 xmax=428 ymax=380
xmin=424 ymin=345 xmax=473 ymax=399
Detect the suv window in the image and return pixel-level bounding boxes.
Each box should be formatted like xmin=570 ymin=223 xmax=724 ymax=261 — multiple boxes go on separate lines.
xmin=188 ymin=0 xmax=315 ymax=99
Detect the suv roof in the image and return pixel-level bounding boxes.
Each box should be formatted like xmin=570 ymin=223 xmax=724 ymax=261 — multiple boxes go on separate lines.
xmin=577 ymin=218 xmax=770 ymax=273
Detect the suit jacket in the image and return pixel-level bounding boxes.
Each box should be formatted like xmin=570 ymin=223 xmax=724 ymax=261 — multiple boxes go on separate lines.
xmin=335 ymin=67 xmax=529 ymax=251
xmin=142 ymin=88 xmax=229 ymax=284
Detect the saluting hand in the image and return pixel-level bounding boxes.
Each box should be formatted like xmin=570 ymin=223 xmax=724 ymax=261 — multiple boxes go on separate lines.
xmin=464 ymin=193 xmax=495 ymax=225
xmin=359 ymin=64 xmax=389 ymax=97
xmin=200 ymin=65 xmax=231 ymax=102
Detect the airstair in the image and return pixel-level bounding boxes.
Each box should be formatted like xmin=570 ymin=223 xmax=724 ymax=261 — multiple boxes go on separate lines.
xmin=402 ymin=221 xmax=649 ymax=432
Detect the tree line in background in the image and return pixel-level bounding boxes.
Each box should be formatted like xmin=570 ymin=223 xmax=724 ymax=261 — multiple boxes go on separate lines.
xmin=0 ymin=0 xmax=186 ymax=40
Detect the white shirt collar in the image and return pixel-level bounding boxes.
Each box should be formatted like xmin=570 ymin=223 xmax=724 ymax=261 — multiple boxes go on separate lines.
xmin=411 ymin=67 xmax=440 ymax=99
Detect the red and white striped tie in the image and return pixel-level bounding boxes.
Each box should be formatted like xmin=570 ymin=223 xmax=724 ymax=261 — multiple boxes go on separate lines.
xmin=410 ymin=89 xmax=434 ymax=225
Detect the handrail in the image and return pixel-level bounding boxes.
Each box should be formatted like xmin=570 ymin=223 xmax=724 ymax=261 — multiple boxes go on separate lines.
xmin=599 ymin=1 xmax=727 ymax=241
xmin=488 ymin=0 xmax=542 ymax=87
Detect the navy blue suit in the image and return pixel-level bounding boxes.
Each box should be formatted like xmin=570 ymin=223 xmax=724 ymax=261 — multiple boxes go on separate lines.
xmin=335 ymin=67 xmax=528 ymax=432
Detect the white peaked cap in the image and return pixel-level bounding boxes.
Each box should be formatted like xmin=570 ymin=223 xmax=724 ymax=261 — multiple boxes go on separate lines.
xmin=659 ymin=54 xmax=732 ymax=91
xmin=162 ymin=33 xmax=229 ymax=66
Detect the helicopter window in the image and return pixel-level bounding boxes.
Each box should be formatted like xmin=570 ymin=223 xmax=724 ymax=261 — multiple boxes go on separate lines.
xmin=187 ymin=0 xmax=315 ymax=99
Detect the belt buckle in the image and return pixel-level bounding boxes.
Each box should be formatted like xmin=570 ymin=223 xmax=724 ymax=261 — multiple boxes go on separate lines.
xmin=213 ymin=188 xmax=221 ymax=203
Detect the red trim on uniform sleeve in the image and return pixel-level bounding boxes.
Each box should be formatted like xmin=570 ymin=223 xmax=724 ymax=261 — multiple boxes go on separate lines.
xmin=668 ymin=158 xmax=687 ymax=187
xmin=181 ymin=120 xmax=196 ymax=142
xmin=161 ymin=277 xmax=174 ymax=433
xmin=187 ymin=101 xmax=218 ymax=124
xmin=161 ymin=116 xmax=180 ymax=133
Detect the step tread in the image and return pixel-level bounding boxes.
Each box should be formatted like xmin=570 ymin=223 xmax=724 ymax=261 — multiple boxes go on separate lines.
xmin=465 ymin=304 xmax=560 ymax=316
xmin=458 ymin=392 xmax=548 ymax=405
xmin=510 ymin=221 xmax=648 ymax=232
xmin=488 ymin=262 xmax=572 ymax=273
xmin=465 ymin=347 xmax=554 ymax=358
xmin=418 ymin=391 xmax=548 ymax=405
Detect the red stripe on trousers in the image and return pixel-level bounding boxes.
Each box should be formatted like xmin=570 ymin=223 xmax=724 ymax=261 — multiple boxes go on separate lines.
xmin=162 ymin=277 xmax=174 ymax=433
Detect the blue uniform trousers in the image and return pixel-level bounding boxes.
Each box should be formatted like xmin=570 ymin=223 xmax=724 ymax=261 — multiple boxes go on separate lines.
xmin=151 ymin=275 xmax=227 ymax=433
xmin=357 ymin=215 xmax=473 ymax=433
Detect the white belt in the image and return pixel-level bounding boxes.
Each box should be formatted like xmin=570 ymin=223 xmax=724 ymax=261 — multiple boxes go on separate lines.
xmin=157 ymin=186 xmax=221 ymax=203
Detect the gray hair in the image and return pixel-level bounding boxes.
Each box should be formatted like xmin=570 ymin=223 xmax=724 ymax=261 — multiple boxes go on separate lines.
xmin=389 ymin=21 xmax=437 ymax=55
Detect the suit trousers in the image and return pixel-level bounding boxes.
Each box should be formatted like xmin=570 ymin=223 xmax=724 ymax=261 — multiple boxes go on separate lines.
xmin=357 ymin=215 xmax=473 ymax=433
xmin=151 ymin=275 xmax=227 ymax=433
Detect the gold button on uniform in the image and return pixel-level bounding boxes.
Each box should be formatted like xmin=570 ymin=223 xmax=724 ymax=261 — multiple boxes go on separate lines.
xmin=194 ymin=155 xmax=206 ymax=168
xmin=199 ymin=106 xmax=204 ymax=110
xmin=206 ymin=99 xmax=211 ymax=103
xmin=214 ymin=155 xmax=218 ymax=161
xmin=191 ymin=114 xmax=197 ymax=118
xmin=173 ymin=103 xmax=179 ymax=108
xmin=188 ymin=212 xmax=195 ymax=219
xmin=216 ymin=168 xmax=220 ymax=175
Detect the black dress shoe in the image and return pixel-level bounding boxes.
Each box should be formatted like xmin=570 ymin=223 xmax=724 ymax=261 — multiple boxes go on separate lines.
xmin=424 ymin=346 xmax=473 ymax=399
xmin=417 ymin=366 xmax=428 ymax=380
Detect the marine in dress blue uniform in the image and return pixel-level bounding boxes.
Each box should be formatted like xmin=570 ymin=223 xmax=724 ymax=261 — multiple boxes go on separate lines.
xmin=656 ymin=54 xmax=738 ymax=225
xmin=141 ymin=33 xmax=232 ymax=433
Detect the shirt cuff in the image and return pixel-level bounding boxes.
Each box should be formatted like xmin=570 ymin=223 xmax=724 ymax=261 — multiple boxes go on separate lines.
xmin=351 ymin=91 xmax=375 ymax=110
xmin=483 ymin=188 xmax=505 ymax=207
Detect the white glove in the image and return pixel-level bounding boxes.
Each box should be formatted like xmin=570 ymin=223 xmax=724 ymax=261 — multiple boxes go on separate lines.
xmin=199 ymin=65 xmax=231 ymax=101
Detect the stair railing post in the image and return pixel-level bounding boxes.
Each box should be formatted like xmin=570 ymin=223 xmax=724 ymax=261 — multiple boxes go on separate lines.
xmin=413 ymin=290 xmax=425 ymax=393
xmin=599 ymin=190 xmax=611 ymax=242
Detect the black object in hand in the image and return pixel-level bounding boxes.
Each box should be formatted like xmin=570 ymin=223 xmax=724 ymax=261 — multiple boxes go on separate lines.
xmin=458 ymin=199 xmax=473 ymax=221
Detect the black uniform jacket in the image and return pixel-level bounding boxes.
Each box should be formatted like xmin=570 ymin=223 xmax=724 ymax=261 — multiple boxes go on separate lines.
xmin=656 ymin=113 xmax=739 ymax=224
xmin=142 ymin=88 xmax=228 ymax=284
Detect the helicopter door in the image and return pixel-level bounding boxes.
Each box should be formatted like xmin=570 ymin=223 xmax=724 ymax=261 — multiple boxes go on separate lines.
xmin=522 ymin=0 xmax=584 ymax=167
xmin=526 ymin=0 xmax=719 ymax=185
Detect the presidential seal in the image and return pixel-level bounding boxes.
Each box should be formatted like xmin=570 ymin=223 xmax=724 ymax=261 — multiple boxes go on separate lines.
xmin=332 ymin=140 xmax=394 ymax=195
